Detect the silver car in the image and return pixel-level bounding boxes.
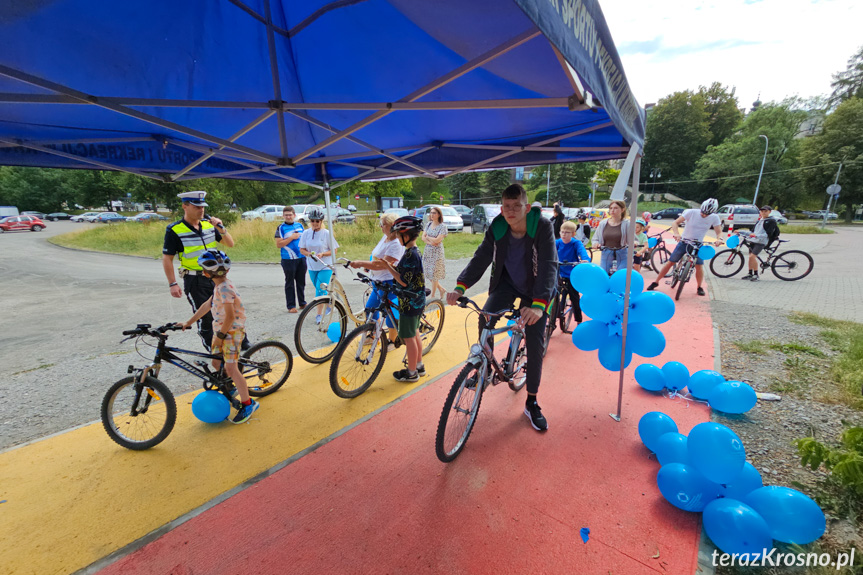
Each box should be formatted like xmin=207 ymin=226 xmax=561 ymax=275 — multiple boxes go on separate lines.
xmin=717 ymin=204 xmax=760 ymax=231
xmin=422 ymin=205 xmax=463 ymax=232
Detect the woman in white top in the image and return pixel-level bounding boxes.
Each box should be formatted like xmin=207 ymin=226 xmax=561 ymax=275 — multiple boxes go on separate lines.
xmin=349 ymin=212 xmax=405 ymax=347
xmin=591 ymin=200 xmax=630 ymax=275
xmin=298 ymin=207 xmax=340 ymax=323
xmin=421 ymin=206 xmax=448 ymax=300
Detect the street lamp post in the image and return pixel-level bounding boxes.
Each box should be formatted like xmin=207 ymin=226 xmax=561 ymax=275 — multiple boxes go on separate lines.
xmin=648 ymin=168 xmax=661 ymax=199
xmin=752 ymin=135 xmax=768 ymax=206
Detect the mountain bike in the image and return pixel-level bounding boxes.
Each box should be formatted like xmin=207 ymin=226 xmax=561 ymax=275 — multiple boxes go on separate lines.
xmin=435 ymin=296 xmax=528 ymax=462
xmin=667 ymin=239 xmax=702 ymax=301
xmin=542 ymin=261 xmax=586 ymax=358
xmin=328 ymin=273 xmax=445 ymax=398
xmin=294 ymin=255 xmax=372 ymax=364
xmin=710 ymin=235 xmax=814 ymax=281
xmin=647 ymin=229 xmax=673 ymax=277
xmin=102 ymin=323 xmax=292 ymax=450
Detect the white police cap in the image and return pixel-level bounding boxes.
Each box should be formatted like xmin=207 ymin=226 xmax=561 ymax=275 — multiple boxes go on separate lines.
xmin=177 ymin=191 xmax=208 ymax=206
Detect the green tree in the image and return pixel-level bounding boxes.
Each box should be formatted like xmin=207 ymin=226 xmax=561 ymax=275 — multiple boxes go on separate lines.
xmin=693 ymin=101 xmax=809 ymax=210
xmin=0 ymin=167 xmax=71 ymax=212
xmin=548 ymin=162 xmax=597 ymax=206
xmin=410 ymin=177 xmax=448 ymax=205
xmin=829 ymin=45 xmax=863 ymax=109
xmin=483 ymin=169 xmax=512 ymax=197
xmin=594 ymin=167 xmax=620 ymax=195
xmin=643 ymin=90 xmax=712 ymax=187
xmin=800 ymin=97 xmax=863 ymax=222
xmin=445 ymin=172 xmax=483 ymax=204
xmin=698 ymin=82 xmax=744 ymax=147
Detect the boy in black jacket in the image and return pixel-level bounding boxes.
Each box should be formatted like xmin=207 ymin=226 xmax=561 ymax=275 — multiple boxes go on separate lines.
xmin=446 ymin=184 xmax=558 ymax=432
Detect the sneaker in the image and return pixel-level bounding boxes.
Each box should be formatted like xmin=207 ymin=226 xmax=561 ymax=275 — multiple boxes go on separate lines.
xmin=416 ymin=363 xmax=427 ymax=377
xmin=524 ymin=402 xmax=548 ymax=432
xmin=315 ymin=314 xmax=322 ymax=325
xmin=741 ymin=274 xmax=753 ymax=280
xmin=393 ymin=369 xmax=419 ymax=383
xmin=750 ymin=274 xmax=760 ymax=282
xmin=464 ymin=372 xmax=478 ymax=389
xmin=697 ymin=287 xmax=706 ymax=296
xmin=387 ymin=342 xmax=396 ymax=352
xmin=646 ymin=282 xmax=659 ymax=291
xmin=232 ymin=400 xmax=259 ymax=424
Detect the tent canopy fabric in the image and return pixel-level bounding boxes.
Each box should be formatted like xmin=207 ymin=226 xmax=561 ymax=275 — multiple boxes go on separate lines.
xmin=0 ymin=0 xmax=643 ymax=187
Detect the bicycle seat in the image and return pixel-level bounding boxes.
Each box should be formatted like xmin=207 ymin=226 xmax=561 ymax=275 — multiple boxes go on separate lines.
xmin=776 ymin=239 xmax=790 ymax=243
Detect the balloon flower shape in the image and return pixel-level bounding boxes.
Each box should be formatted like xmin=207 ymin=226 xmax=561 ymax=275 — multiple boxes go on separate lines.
xmin=570 ymin=264 xmax=676 ymax=371
xmin=634 ymin=364 xmax=758 ymax=415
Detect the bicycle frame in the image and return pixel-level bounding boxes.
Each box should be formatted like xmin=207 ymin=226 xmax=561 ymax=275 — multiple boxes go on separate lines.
xmin=466 ymin=314 xmax=525 ymax=390
xmin=727 ymin=236 xmax=778 ymax=268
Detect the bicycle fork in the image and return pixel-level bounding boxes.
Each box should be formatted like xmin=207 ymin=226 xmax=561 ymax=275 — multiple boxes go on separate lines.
xmin=355 ymin=319 xmax=385 ymax=365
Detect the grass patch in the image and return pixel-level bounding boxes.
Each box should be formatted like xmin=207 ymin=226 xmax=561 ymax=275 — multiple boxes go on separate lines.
xmin=778 ymin=225 xmax=836 ymax=234
xmin=50 ymin=217 xmax=484 ymax=262
xmin=733 ymin=340 xmax=768 ymax=354
xmin=767 ymin=341 xmax=827 ymax=358
xmin=12 ymin=363 xmax=54 ymax=376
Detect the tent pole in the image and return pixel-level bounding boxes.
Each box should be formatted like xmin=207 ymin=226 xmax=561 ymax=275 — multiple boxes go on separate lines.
xmin=321 ymin=165 xmax=338 ymax=280
xmin=610 ymin=149 xmax=642 ymax=422
xmin=263 ymin=0 xmax=289 ymax=161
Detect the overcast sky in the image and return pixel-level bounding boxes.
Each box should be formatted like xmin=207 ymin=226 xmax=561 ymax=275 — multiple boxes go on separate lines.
xmin=601 ymin=0 xmax=861 ymax=111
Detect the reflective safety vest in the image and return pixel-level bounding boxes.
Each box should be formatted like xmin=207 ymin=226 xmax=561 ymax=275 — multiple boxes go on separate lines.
xmin=171 ymin=220 xmax=218 ymax=271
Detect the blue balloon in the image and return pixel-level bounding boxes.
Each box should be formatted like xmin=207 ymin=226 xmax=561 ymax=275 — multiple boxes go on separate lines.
xmin=688 ymin=422 xmax=746 ymax=484
xmin=580 ymin=292 xmax=621 ymax=323
xmin=744 ymin=486 xmax=826 ymax=544
xmin=698 ymin=245 xmax=716 ymax=260
xmin=726 ymin=235 xmax=741 ymax=248
xmin=655 ymin=432 xmax=689 ymax=466
xmin=570 ymin=263 xmax=610 ymax=297
xmin=506 ymin=319 xmax=516 ymax=337
xmin=661 ymin=361 xmax=690 ymax=392
xmin=709 ymin=381 xmax=757 ymax=414
xmin=571 ymin=320 xmax=611 ymax=351
xmin=598 ymin=335 xmax=633 ymax=371
xmin=688 ymin=370 xmax=725 ymax=400
xmin=657 ymin=463 xmax=721 ymax=512
xmin=626 ymin=323 xmax=666 ymax=357
xmin=326 ymin=322 xmax=342 ymax=343
xmin=191 ymin=390 xmax=231 ymax=423
xmin=608 ymin=268 xmax=644 ymax=296
xmin=628 ymin=291 xmax=675 ymax=324
xmin=720 ymin=462 xmax=763 ymax=501
xmin=648 ymin=237 xmax=658 ymax=248
xmin=634 ymin=363 xmax=666 ymax=391
xmin=638 ymin=412 xmax=678 ymax=453
xmin=703 ymin=498 xmax=773 ymax=557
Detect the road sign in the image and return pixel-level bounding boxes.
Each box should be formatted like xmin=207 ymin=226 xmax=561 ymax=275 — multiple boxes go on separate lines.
xmin=355 ymin=195 xmax=360 ymax=200
xmin=827 ymin=184 xmax=841 ymax=196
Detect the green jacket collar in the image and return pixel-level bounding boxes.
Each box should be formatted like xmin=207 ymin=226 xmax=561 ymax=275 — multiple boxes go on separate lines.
xmin=490 ymin=206 xmax=542 ymax=241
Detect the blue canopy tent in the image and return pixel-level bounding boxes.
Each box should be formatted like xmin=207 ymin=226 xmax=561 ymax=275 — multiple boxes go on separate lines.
xmin=0 ymin=0 xmax=645 ymax=417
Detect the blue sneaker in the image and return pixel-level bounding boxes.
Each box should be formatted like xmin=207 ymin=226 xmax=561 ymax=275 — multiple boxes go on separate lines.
xmin=232 ymin=400 xmax=260 ymax=424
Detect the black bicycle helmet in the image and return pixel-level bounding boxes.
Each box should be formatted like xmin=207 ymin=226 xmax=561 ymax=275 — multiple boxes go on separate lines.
xmin=198 ymin=249 xmax=231 ymax=277
xmin=307 ymin=207 xmax=325 ymax=221
xmin=392 ymin=215 xmax=423 ymax=233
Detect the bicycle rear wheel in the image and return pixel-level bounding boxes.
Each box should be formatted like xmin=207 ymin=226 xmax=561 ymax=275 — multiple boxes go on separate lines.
xmin=675 ymin=261 xmax=692 ymax=301
xmin=435 ymin=362 xmax=484 ymax=462
xmin=241 ymin=341 xmax=293 ymax=397
xmin=507 ymin=335 xmax=528 ymax=392
xmin=419 ymin=299 xmax=445 ymax=355
xmin=771 ymin=250 xmax=814 ymax=281
xmin=329 ymin=323 xmax=387 ymax=398
xmin=650 ymin=247 xmax=673 ymax=277
xmin=101 ymin=376 xmax=177 ymax=450
xmin=294 ymin=298 xmax=348 ymax=364
xmin=710 ymin=249 xmax=745 ymax=278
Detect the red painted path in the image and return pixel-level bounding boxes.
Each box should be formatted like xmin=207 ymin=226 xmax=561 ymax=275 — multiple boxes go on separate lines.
xmin=100 ymin=289 xmax=715 ymax=575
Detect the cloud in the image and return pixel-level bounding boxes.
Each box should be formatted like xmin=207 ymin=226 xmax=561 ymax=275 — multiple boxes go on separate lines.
xmin=618 ymin=37 xmax=663 ymax=55
xmin=653 ymin=39 xmax=763 ymax=62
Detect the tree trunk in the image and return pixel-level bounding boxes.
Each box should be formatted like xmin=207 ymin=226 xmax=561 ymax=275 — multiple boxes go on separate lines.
xmin=845 ymin=199 xmax=854 ymax=223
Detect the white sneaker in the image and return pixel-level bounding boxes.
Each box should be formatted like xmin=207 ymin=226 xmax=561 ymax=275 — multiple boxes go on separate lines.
xmin=315 ymin=314 xmax=322 ymax=325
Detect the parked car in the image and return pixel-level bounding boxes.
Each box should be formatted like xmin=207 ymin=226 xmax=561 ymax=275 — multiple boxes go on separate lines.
xmin=21 ymin=211 xmax=47 ymax=220
xmin=717 ymin=204 xmax=760 ymax=231
xmin=46 ymin=212 xmax=72 ymax=221
xmin=540 ymin=207 xmax=555 ymax=220
xmin=422 ymin=205 xmax=463 ymax=233
xmin=0 ymin=206 xmax=19 ymax=218
xmin=335 ymin=208 xmax=356 ymax=224
xmin=562 ymin=207 xmax=581 ymax=220
xmin=95 ymin=212 xmax=127 ymax=223
xmin=450 ymin=204 xmax=472 ymax=226
xmin=242 ymin=204 xmax=285 ymax=221
xmin=347 ymin=204 xmax=357 ymax=212
xmin=71 ymin=211 xmax=102 ymax=222
xmin=0 ymin=215 xmax=46 ymax=232
xmin=383 ymin=207 xmax=409 ymax=218
xmin=769 ymin=210 xmax=787 ymax=225
xmin=809 ymin=210 xmax=838 ymax=220
xmin=293 ymin=204 xmax=331 ymax=224
xmin=651 ymin=207 xmax=685 ymax=221
xmin=471 ymin=204 xmax=501 ymax=234
xmin=410 ymin=206 xmax=432 ymax=219
xmin=127 ymin=213 xmax=169 ymax=223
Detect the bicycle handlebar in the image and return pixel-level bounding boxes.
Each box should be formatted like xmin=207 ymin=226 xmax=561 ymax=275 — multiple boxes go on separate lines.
xmin=456 ymin=296 xmax=520 ymax=322
xmin=121 ymin=323 xmax=184 ymax=338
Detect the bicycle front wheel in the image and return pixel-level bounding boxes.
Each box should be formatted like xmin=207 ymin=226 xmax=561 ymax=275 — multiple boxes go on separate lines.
xmin=650 ymin=247 xmax=673 ymax=277
xmin=507 ymin=335 xmax=528 ymax=392
xmin=419 ymin=299 xmax=445 ymax=355
xmin=771 ymin=250 xmax=814 ymax=281
xmin=710 ymin=249 xmax=745 ymax=278
xmin=675 ymin=261 xmax=692 ymax=301
xmin=435 ymin=362 xmax=485 ymax=462
xmin=542 ymin=298 xmax=558 ymax=358
xmin=294 ymin=298 xmax=348 ymax=364
xmin=241 ymin=341 xmax=293 ymax=397
xmin=329 ymin=323 xmax=387 ymax=398
xmin=101 ymin=376 xmax=177 ymax=450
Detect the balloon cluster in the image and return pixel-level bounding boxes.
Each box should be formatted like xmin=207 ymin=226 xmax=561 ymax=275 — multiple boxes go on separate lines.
xmin=570 ymin=265 xmax=676 ymax=371
xmin=635 ymin=364 xmax=758 ymax=414
xmin=639 ymin=413 xmax=826 ymax=556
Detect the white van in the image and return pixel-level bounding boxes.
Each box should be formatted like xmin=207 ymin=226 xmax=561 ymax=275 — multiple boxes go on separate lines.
xmin=0 ymin=206 xmax=19 ymax=218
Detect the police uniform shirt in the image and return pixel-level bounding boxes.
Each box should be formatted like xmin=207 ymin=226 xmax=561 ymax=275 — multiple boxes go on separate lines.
xmin=162 ymin=219 xmax=223 ymax=263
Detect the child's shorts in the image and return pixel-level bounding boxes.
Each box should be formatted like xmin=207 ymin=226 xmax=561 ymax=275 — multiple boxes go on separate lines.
xmin=214 ymin=329 xmax=244 ymax=363
xmin=398 ymin=315 xmax=420 ymax=339
xmin=633 ymin=255 xmax=643 ymax=265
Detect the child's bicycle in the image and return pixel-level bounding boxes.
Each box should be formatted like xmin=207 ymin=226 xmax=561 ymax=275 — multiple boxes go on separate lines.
xmin=101 ymin=323 xmax=292 ymax=450
xmin=709 ymin=233 xmax=813 ymax=281
xmin=646 ymin=229 xmax=674 ymax=277
xmin=328 ymin=273 xmax=444 ymax=398
xmin=435 ymin=296 xmax=528 ymax=462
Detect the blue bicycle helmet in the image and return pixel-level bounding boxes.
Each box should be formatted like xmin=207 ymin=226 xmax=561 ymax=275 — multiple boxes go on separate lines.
xmin=198 ymin=249 xmax=231 ymax=277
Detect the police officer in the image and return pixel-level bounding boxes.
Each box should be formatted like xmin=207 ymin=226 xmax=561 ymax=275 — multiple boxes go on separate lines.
xmin=162 ymin=191 xmax=248 ymax=351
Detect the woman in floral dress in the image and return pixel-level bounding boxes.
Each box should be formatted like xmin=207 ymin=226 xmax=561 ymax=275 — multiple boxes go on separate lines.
xmin=421 ymin=206 xmax=448 ymax=300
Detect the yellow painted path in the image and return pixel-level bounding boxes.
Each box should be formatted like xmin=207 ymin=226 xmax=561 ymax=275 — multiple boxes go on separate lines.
xmin=0 ymin=301 xmax=481 ymax=575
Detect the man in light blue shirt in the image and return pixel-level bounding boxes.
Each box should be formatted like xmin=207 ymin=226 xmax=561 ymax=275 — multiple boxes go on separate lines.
xmin=275 ymin=206 xmax=306 ymax=312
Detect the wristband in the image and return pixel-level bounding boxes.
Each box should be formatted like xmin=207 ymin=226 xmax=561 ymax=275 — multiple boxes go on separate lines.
xmin=169 ymin=282 xmax=178 ymax=287
xmin=215 ymin=331 xmax=227 ymax=339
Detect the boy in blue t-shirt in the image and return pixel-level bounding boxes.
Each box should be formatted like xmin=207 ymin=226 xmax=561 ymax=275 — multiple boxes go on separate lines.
xmin=274 ymin=206 xmax=306 ymax=312
xmin=556 ymin=221 xmax=591 ymax=331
